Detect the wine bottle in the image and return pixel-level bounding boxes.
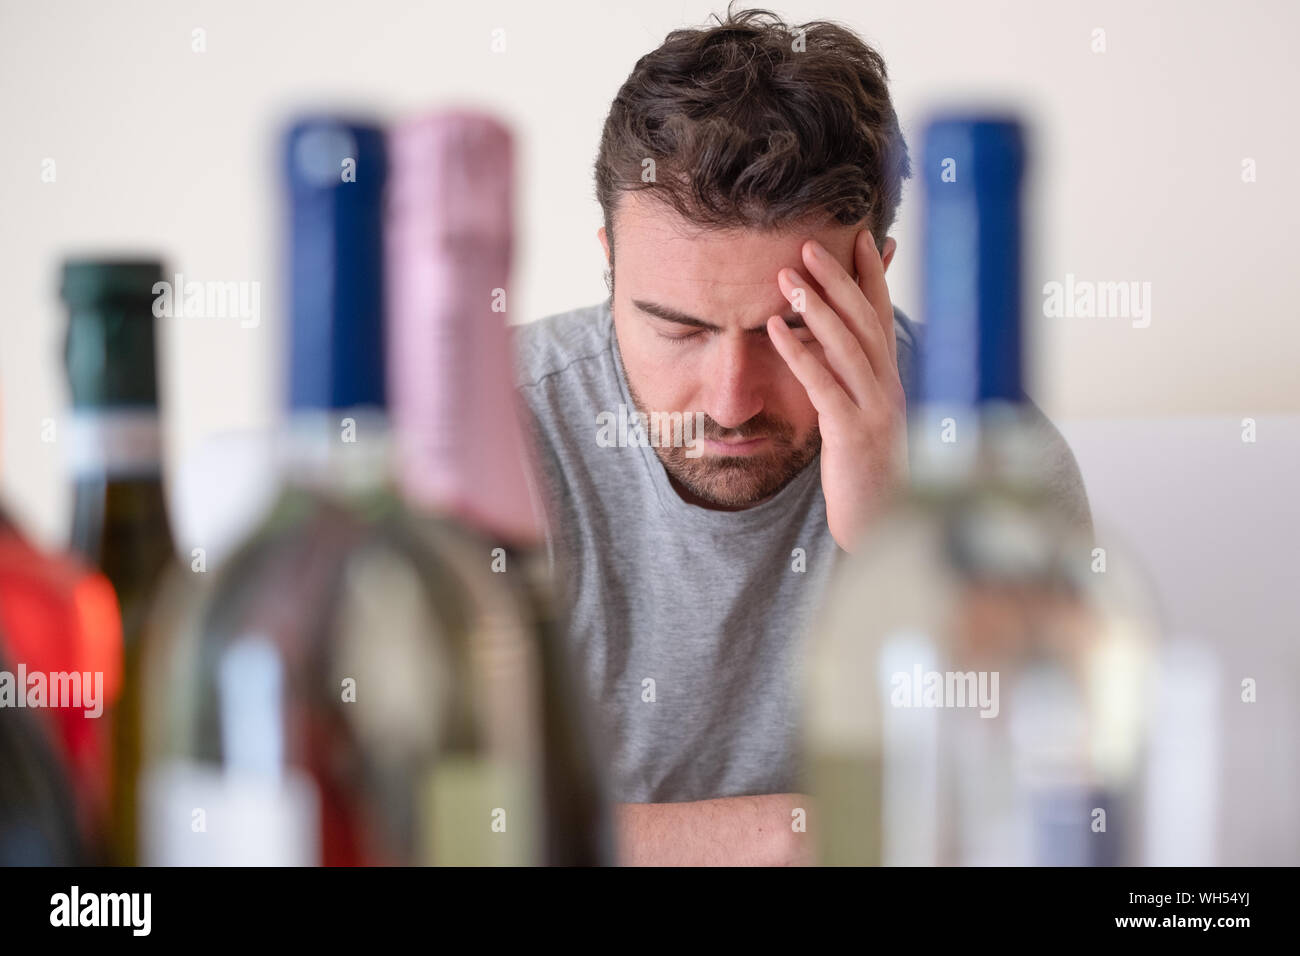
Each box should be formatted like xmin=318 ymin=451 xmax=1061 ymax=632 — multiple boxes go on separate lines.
xmin=138 ymin=117 xmax=549 ymax=865
xmin=803 ymin=116 xmax=1161 ymax=866
xmin=0 ymin=510 xmax=122 ymax=860
xmin=60 ymin=259 xmax=178 ymax=865
xmin=386 ymin=111 xmax=614 ymax=865
xmin=0 ymin=643 xmax=87 ymax=865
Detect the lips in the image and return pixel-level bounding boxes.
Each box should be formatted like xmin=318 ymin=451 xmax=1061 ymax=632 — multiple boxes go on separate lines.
xmin=704 ymin=435 xmax=769 ymax=453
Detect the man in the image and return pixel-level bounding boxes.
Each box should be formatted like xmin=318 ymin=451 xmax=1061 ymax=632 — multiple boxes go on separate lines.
xmin=514 ymin=6 xmax=1090 ymax=865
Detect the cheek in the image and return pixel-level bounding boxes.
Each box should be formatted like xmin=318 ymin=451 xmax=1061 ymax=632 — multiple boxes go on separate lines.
xmin=622 ymin=330 xmax=698 ymax=404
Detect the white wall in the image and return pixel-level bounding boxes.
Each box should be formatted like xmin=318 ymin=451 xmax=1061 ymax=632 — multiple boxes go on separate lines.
xmin=3 ymin=0 xmax=1298 ymax=542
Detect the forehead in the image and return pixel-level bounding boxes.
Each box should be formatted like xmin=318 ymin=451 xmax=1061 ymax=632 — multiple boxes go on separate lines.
xmin=613 ymin=192 xmax=860 ymax=296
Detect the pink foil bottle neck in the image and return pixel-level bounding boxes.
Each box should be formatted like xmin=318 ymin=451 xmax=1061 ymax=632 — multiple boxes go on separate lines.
xmin=386 ymin=111 xmax=544 ymax=547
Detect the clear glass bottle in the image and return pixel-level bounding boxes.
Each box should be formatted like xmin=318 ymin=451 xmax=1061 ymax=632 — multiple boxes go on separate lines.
xmin=804 ymin=116 xmax=1161 ymax=866
xmin=138 ymin=118 xmax=545 ymax=866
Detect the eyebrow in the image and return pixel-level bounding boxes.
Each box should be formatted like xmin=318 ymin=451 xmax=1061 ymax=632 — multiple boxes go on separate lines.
xmin=632 ymin=298 xmax=807 ymax=333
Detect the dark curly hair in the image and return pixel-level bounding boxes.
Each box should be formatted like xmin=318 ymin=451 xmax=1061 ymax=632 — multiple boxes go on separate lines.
xmin=594 ymin=2 xmax=911 ymax=292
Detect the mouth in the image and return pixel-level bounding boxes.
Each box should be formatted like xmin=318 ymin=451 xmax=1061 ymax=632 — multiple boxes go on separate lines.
xmin=704 ymin=435 xmax=769 ymax=455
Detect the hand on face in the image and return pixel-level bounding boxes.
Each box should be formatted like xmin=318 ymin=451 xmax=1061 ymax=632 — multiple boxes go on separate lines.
xmin=766 ymin=228 xmax=907 ymax=552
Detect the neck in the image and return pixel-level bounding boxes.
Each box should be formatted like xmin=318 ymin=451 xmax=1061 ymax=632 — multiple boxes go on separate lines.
xmin=278 ymin=408 xmax=393 ymax=498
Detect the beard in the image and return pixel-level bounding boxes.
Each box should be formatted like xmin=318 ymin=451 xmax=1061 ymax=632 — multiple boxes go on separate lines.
xmin=624 ymin=373 xmax=821 ymax=509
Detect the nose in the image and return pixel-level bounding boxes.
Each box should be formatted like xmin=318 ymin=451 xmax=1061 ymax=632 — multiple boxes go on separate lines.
xmin=704 ymin=333 xmax=765 ymax=430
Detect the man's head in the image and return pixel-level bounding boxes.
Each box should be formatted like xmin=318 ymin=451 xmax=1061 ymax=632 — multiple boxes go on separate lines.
xmin=593 ymin=4 xmax=910 ymax=509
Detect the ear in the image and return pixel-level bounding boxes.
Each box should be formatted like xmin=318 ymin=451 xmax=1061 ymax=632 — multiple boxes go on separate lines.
xmin=880 ymin=236 xmax=897 ymax=274
xmin=597 ymin=225 xmax=610 ymax=264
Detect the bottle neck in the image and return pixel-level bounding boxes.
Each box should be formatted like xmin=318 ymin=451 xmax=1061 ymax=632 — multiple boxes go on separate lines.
xmin=66 ymin=407 xmax=164 ymax=480
xmin=66 ymin=406 xmax=173 ymax=550
xmin=906 ymin=399 xmax=1046 ymax=491
xmin=65 ymin=407 xmax=176 ymax=629
xmin=277 ymin=408 xmax=393 ymax=499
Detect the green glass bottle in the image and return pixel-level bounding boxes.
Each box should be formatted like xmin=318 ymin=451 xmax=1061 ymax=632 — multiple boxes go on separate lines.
xmin=61 ymin=259 xmax=178 ymax=864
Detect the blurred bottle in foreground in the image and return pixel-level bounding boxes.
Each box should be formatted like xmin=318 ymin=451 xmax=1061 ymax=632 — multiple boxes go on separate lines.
xmin=60 ymin=259 xmax=178 ymax=865
xmin=804 ymin=115 xmax=1162 ymax=865
xmin=0 ymin=508 xmax=121 ymax=863
xmin=139 ymin=116 xmax=562 ymax=865
xmin=386 ymin=111 xmax=613 ymax=865
xmin=0 ymin=642 xmax=85 ymax=865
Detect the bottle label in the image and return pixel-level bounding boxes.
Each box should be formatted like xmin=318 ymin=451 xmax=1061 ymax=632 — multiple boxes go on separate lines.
xmin=67 ymin=409 xmax=162 ymax=477
xmin=139 ymin=759 xmax=320 ymax=866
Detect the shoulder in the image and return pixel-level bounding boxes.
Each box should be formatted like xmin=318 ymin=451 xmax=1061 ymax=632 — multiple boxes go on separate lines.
xmin=893 ymin=305 xmax=921 ymax=398
xmin=1015 ymin=403 xmax=1094 ymax=535
xmin=513 ymin=299 xmax=614 ymax=391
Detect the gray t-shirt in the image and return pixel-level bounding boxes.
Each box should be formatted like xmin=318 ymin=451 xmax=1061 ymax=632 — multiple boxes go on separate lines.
xmin=513 ymin=298 xmax=1090 ymax=804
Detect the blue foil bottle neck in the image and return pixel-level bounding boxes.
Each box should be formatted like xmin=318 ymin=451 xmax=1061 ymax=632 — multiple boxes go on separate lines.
xmin=920 ymin=116 xmax=1026 ymax=408
xmin=284 ymin=118 xmax=388 ymax=412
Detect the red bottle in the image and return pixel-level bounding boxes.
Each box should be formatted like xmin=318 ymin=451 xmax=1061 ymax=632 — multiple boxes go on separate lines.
xmin=0 ymin=508 xmax=123 ymax=858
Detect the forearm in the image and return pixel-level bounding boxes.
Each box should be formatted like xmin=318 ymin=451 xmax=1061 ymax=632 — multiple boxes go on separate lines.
xmin=615 ymin=793 xmax=811 ymax=866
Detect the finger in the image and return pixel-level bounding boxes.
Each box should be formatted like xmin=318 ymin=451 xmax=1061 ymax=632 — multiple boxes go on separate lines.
xmin=767 ymin=313 xmax=859 ymax=421
xmin=800 ymin=238 xmax=894 ymax=383
xmin=778 ymin=267 xmax=875 ymax=408
xmin=853 ymin=229 xmax=897 ymax=365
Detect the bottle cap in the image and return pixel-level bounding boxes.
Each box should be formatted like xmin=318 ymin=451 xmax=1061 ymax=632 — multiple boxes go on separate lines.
xmin=920 ymin=115 xmax=1026 ymax=407
xmin=284 ymin=117 xmax=388 ymax=412
xmin=386 ymin=110 xmax=543 ymax=546
xmin=387 ymin=110 xmax=513 ymax=250
xmin=60 ymin=258 xmax=165 ymax=409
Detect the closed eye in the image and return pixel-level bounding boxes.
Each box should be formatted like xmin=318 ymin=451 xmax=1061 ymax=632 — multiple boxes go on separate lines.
xmin=656 ymin=325 xmax=816 ymax=345
xmin=657 ymin=329 xmax=705 ymax=344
